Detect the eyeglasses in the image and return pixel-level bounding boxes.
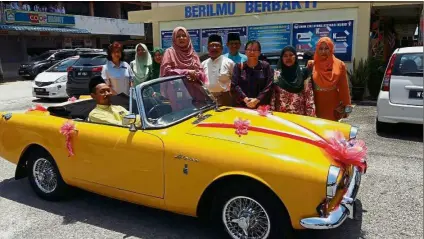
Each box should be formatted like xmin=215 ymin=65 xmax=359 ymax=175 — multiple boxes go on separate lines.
xmin=176 ymin=35 xmax=188 ymax=39
xmin=208 ymin=43 xmax=222 ymax=49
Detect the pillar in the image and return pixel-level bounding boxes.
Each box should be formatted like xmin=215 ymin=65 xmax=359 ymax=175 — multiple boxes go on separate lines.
xmin=89 ymin=1 xmax=94 ymax=16
xmin=356 ymin=3 xmax=372 ymax=62
xmin=152 ymin=21 xmax=160 ymax=47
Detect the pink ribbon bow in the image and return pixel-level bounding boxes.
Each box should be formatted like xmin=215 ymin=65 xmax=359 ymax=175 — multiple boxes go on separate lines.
xmin=68 ymin=96 xmax=77 ymax=102
xmin=324 ymin=131 xmax=368 ymax=173
xmin=257 ymin=105 xmax=272 ymax=117
xmin=234 ymin=117 xmax=250 ymax=137
xmin=60 ymin=120 xmax=77 ymax=157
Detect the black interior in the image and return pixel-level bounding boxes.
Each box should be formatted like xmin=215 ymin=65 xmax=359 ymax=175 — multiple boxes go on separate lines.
xmin=47 ymin=93 xmax=138 ymax=120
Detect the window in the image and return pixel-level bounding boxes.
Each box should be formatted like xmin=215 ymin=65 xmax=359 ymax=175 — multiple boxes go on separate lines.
xmin=393 ymin=53 xmax=423 ymax=76
xmin=74 ymin=55 xmax=107 ymax=66
xmin=46 ymin=58 xmax=78 ymax=72
xmin=54 ymin=51 xmax=75 ymax=60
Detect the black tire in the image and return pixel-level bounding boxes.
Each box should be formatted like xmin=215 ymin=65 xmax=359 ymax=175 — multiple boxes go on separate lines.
xmin=211 ymin=181 xmax=294 ymax=239
xmin=26 ymin=148 xmax=69 ymax=201
xmin=376 ymin=118 xmax=392 ymax=134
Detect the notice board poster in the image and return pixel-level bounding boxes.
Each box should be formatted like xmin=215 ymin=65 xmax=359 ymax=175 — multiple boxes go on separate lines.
xmin=201 ymin=26 xmax=247 ymax=54
xmin=161 ymin=29 xmax=201 ymax=52
xmin=292 ymin=20 xmax=354 ymax=61
xmin=248 ymin=24 xmax=291 ymax=54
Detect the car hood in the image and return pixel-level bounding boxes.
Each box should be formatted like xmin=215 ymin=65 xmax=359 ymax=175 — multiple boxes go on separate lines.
xmin=187 ymin=107 xmax=351 ymax=159
xmin=34 ymin=72 xmax=67 ymax=82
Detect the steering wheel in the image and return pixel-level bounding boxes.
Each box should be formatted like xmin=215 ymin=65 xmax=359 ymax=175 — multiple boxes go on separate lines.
xmin=147 ymin=103 xmax=173 ymax=119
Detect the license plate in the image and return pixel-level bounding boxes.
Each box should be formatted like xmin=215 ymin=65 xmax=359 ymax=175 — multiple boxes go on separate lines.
xmin=409 ymin=90 xmax=423 ymax=99
xmin=19 ymin=70 xmax=25 ymax=74
xmin=34 ymin=88 xmax=46 ymax=93
xmin=77 ymin=72 xmax=88 ymax=76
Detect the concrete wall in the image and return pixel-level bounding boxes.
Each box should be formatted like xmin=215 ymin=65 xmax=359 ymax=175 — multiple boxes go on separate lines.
xmin=74 ymin=15 xmax=144 ymax=36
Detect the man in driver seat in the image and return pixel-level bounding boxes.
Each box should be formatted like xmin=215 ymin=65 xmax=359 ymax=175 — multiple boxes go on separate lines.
xmin=88 ymin=76 xmax=141 ymax=127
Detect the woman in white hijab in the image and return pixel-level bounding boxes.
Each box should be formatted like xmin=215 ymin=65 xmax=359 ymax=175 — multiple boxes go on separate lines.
xmin=130 ymin=43 xmax=153 ymax=86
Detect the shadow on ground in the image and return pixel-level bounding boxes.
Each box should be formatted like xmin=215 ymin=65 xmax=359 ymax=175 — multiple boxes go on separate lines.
xmin=0 ymin=177 xmax=364 ymax=239
xmin=377 ymin=123 xmax=423 ymax=143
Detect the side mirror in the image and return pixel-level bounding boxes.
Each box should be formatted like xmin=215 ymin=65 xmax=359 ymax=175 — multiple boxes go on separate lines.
xmin=123 ymin=114 xmax=137 ymax=132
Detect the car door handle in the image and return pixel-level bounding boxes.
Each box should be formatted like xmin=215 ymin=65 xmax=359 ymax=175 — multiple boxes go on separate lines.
xmin=404 ymin=85 xmax=423 ymax=90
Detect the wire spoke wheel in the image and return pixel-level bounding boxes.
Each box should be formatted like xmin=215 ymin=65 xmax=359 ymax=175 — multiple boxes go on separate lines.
xmin=32 ymin=158 xmax=57 ymax=194
xmin=222 ymin=196 xmax=271 ymax=239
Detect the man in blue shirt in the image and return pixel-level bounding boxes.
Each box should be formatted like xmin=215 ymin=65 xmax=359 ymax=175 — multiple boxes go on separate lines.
xmin=224 ymin=33 xmax=247 ymax=64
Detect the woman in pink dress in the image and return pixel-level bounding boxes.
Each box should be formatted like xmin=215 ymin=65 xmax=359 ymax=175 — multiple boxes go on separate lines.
xmin=270 ymin=46 xmax=316 ymax=116
xmin=159 ymin=26 xmax=208 ymax=111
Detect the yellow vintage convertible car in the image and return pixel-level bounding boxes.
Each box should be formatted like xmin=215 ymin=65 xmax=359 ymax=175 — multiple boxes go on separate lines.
xmin=0 ymin=76 xmax=365 ymax=239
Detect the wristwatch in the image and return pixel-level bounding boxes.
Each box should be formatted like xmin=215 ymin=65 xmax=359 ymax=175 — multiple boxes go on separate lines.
xmin=344 ymin=105 xmax=353 ymax=114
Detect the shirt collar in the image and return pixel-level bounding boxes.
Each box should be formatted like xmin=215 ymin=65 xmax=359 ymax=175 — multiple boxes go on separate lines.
xmin=97 ymin=104 xmax=112 ymax=110
xmin=109 ymin=61 xmax=124 ymax=68
xmin=210 ymin=55 xmax=224 ymax=63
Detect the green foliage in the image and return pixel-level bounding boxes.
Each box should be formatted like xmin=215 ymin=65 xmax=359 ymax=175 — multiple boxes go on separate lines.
xmin=348 ymin=58 xmax=369 ymax=87
xmin=367 ymin=56 xmax=386 ymax=98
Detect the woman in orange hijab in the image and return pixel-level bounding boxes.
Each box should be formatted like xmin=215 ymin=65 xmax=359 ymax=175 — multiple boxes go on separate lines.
xmin=312 ymin=37 xmax=352 ymax=121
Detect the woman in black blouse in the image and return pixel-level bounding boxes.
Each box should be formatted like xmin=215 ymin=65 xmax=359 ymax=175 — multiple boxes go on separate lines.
xmin=231 ymin=40 xmax=273 ymax=109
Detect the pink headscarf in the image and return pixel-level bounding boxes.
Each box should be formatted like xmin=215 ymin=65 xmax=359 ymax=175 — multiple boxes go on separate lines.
xmin=160 ymin=26 xmax=202 ymax=77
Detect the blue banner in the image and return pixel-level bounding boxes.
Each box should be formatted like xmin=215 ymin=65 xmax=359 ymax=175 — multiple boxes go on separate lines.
xmin=292 ymin=20 xmax=354 ymax=61
xmin=201 ymin=26 xmax=247 ymax=53
xmin=161 ymin=29 xmax=201 ymax=52
xmin=248 ymin=24 xmax=291 ymax=54
xmin=4 ymin=10 xmax=75 ymax=26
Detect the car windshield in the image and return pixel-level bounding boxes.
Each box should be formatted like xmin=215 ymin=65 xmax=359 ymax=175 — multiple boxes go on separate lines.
xmin=32 ymin=51 xmax=55 ymax=61
xmin=74 ymin=55 xmax=107 ymax=66
xmin=140 ymin=77 xmax=215 ymax=127
xmin=393 ymin=52 xmax=423 ymax=77
xmin=46 ymin=58 xmax=78 ymax=72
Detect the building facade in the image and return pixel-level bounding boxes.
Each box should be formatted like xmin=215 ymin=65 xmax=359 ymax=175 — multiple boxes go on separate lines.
xmin=128 ymin=1 xmax=422 ymax=70
xmin=0 ymin=1 xmax=150 ymax=79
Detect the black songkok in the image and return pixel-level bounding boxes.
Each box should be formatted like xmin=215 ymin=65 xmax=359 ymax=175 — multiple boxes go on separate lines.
xmin=227 ymin=32 xmax=240 ymax=42
xmin=208 ymin=34 xmax=222 ymax=45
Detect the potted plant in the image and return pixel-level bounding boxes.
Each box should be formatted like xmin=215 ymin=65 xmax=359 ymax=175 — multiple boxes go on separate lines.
xmin=348 ymin=58 xmax=369 ymax=101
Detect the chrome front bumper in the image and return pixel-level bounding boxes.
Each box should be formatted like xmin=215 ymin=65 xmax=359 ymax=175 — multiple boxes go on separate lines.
xmin=300 ymin=166 xmax=362 ymax=229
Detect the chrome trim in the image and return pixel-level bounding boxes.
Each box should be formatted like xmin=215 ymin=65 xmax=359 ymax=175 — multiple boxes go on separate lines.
xmin=300 ymin=167 xmax=361 ymax=229
xmin=1 ymin=113 xmax=12 ymax=121
xmin=326 ymin=166 xmax=341 ymax=198
xmin=349 ymin=126 xmax=358 ymax=139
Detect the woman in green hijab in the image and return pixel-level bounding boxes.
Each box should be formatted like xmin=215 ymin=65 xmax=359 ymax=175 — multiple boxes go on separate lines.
xmin=130 ymin=43 xmax=152 ymax=86
xmin=150 ymin=47 xmax=164 ymax=80
xmin=270 ymin=46 xmax=316 ymax=116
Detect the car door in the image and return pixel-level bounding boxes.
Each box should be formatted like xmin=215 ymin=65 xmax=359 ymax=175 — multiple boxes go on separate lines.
xmin=70 ymin=121 xmax=165 ymax=198
xmin=389 ymin=51 xmax=423 ymax=106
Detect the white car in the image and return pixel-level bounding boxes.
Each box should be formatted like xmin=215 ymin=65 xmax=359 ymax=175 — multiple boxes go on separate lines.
xmin=32 ymin=56 xmax=79 ymax=99
xmin=376 ymin=46 xmax=423 ymax=133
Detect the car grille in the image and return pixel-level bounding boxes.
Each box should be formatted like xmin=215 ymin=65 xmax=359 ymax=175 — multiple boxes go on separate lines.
xmin=35 ymin=81 xmax=52 ymax=87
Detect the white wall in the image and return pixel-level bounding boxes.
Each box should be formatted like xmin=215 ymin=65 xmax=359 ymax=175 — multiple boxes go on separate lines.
xmin=159 ymin=8 xmax=359 ymax=70
xmin=74 ymin=15 xmax=144 ymax=36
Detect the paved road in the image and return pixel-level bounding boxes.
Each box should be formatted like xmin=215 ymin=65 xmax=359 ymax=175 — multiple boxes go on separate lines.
xmin=0 ymin=80 xmax=64 ymax=112
xmin=0 ymin=81 xmax=423 ymax=239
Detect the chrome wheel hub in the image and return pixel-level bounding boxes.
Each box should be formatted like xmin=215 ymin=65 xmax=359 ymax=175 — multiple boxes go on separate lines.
xmin=222 ymin=196 xmax=271 ymax=239
xmin=33 ymin=158 xmax=57 ymax=193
